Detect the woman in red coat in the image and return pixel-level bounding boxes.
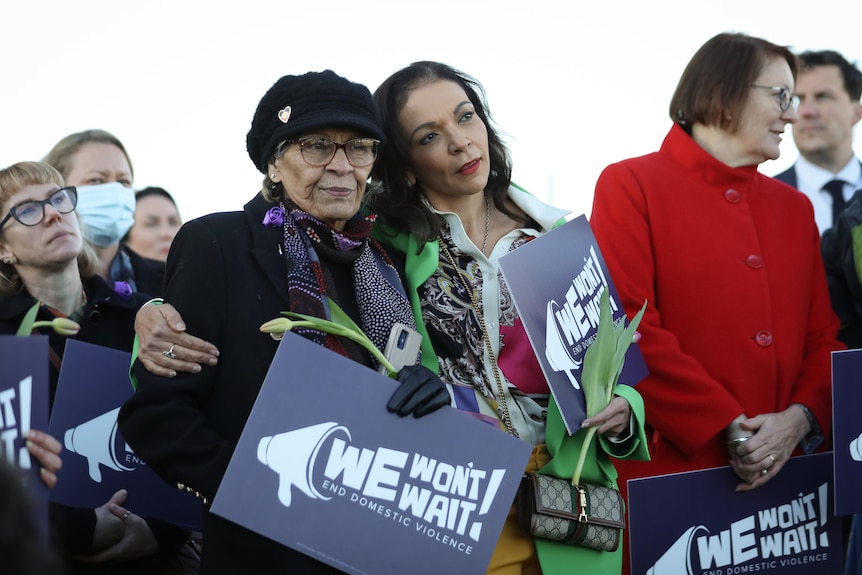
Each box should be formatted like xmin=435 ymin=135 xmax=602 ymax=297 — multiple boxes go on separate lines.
xmin=589 ymin=32 xmax=845 ymax=573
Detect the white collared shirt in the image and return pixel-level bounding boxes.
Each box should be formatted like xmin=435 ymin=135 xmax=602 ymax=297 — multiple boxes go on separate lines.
xmin=427 ymin=185 xmax=570 ymax=445
xmin=793 ymin=155 xmax=862 ymax=233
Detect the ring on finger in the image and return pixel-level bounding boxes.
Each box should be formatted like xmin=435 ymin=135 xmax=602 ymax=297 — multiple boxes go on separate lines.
xmin=761 ymin=468 xmax=768 ymax=476
xmin=122 ymin=511 xmax=131 ymax=521
xmin=768 ymin=453 xmax=776 ymax=464
xmin=162 ymin=344 xmax=178 ymax=360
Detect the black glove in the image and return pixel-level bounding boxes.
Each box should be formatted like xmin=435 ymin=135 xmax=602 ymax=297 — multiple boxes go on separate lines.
xmin=387 ymin=364 xmax=451 ymax=418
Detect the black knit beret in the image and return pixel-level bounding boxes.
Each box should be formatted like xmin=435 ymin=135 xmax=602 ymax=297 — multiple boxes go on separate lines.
xmin=246 ymin=70 xmax=384 ymax=173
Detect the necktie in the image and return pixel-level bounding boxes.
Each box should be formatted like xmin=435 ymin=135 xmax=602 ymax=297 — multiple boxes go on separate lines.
xmin=822 ymin=179 xmax=846 ymax=225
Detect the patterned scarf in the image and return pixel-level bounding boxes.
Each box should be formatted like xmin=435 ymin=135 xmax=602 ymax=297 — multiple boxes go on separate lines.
xmin=108 ymin=247 xmax=137 ymax=292
xmin=280 ymin=200 xmax=416 ymax=367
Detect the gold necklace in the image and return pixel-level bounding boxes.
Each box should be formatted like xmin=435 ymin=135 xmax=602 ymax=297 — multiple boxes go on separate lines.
xmin=481 ymin=197 xmax=491 ymax=255
xmin=438 ymin=237 xmax=519 ymax=437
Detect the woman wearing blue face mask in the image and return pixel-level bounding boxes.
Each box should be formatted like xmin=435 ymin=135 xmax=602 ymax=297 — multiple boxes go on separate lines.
xmin=43 ymin=130 xmax=165 ymax=296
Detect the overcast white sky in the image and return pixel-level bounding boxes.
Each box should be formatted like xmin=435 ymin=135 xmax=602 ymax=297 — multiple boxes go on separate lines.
xmin=2 ymin=1 xmax=860 ymax=222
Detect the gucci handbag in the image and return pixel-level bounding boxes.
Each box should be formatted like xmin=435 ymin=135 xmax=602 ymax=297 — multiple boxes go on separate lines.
xmin=516 ymin=473 xmax=625 ymax=551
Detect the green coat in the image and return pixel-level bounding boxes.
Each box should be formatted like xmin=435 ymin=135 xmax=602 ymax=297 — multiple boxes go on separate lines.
xmin=536 ymin=385 xmax=648 ymax=575
xmin=371 ymin=217 xmax=443 ymax=373
xmin=372 ymin=184 xmax=650 ymax=574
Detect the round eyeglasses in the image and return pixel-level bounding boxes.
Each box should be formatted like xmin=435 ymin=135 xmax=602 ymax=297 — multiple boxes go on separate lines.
xmin=274 ymin=138 xmax=380 ymax=168
xmin=750 ymin=85 xmax=800 ymax=112
xmin=0 ymin=186 xmax=78 ymax=232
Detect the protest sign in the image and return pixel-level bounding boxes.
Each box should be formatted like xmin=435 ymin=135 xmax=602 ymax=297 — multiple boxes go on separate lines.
xmin=498 ymin=215 xmax=648 ymax=433
xmin=832 ymin=348 xmax=862 ymax=516
xmin=0 ymin=335 xmax=50 ymax=527
xmin=211 ymin=331 xmax=532 ymax=575
xmin=48 ymin=339 xmax=201 ymax=529
xmin=628 ymin=453 xmax=842 ymax=575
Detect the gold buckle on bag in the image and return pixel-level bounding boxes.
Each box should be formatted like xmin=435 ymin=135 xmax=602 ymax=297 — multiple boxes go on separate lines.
xmin=576 ymin=485 xmax=588 ymax=523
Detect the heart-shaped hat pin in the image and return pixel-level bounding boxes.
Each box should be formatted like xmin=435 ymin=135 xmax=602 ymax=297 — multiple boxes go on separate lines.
xmin=278 ymin=106 xmax=292 ymax=123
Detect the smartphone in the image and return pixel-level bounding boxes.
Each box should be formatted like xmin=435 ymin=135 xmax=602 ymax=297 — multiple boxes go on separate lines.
xmin=380 ymin=323 xmax=422 ymax=374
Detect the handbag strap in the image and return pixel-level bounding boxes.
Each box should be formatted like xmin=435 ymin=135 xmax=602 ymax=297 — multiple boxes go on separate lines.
xmin=438 ymin=238 xmax=519 ymax=438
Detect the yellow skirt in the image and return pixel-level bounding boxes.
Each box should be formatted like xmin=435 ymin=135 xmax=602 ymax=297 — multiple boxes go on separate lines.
xmin=485 ymin=444 xmax=551 ymax=575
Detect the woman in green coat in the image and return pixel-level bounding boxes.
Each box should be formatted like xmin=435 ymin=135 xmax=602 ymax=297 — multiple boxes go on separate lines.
xmin=369 ymin=61 xmax=650 ymax=575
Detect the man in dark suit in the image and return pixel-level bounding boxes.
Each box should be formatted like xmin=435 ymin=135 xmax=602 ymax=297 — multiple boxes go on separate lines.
xmin=775 ymin=50 xmax=862 ymax=575
xmin=774 ymin=50 xmax=862 ymax=234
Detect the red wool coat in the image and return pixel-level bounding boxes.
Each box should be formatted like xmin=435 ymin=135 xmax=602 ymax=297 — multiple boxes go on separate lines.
xmin=590 ymin=124 xmax=843 ymax=489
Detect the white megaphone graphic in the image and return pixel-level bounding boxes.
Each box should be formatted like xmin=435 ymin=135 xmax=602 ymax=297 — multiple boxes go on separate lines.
xmin=544 ymin=301 xmax=582 ymax=390
xmin=64 ymin=407 xmax=135 ymax=482
xmin=647 ymin=525 xmax=708 ymax=575
xmin=257 ymin=422 xmax=350 ymax=507
xmin=850 ymin=433 xmax=862 ymax=462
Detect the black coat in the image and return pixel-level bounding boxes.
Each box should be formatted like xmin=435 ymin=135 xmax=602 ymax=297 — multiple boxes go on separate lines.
xmin=119 ymin=193 xmax=402 ymax=574
xmin=122 ymin=243 xmax=165 ymax=297
xmin=773 ymin=165 xmax=797 ymax=188
xmin=821 ymin=190 xmax=862 ymax=348
xmin=775 ymin=162 xmax=862 ymax=348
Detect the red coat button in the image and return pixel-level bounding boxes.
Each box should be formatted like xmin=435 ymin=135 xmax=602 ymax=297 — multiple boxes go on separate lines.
xmin=746 ymin=254 xmax=763 ymax=269
xmin=755 ymin=331 xmax=773 ymax=347
xmin=724 ymin=189 xmax=741 ymax=203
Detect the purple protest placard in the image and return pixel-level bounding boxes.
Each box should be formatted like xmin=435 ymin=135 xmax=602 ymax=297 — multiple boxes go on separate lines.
xmin=498 ymin=215 xmax=648 ymax=433
xmin=628 ymin=453 xmax=842 ymax=575
xmin=211 ymin=331 xmax=532 ymax=575
xmin=47 ymin=339 xmax=202 ymax=530
xmin=832 ymin=348 xmax=862 ymax=517
xmin=0 ymin=335 xmax=50 ymax=528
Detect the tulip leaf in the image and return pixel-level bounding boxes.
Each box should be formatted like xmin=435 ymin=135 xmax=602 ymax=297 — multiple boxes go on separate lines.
xmin=572 ymin=289 xmax=648 ymax=486
xmin=16 ymin=300 xmax=41 ymax=336
xmin=325 ymin=297 xmax=365 ymax=335
xmin=580 ymin=289 xmax=616 ymax=418
xmin=609 ymin=299 xmax=647 ymax=389
xmin=266 ymin=298 xmax=396 ymax=375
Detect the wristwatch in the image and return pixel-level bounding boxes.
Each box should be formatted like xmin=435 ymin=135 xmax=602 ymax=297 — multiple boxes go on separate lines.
xmin=792 ymin=403 xmax=816 ymax=434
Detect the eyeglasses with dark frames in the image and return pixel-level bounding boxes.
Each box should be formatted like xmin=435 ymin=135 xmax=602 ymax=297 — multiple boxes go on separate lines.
xmin=750 ymin=85 xmax=800 ymax=112
xmin=0 ymin=186 xmax=78 ymax=232
xmin=274 ymin=138 xmax=380 ymax=168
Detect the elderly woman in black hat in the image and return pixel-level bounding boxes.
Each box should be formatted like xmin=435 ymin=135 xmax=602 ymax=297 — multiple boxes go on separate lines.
xmin=118 ymin=70 xmax=449 ymax=574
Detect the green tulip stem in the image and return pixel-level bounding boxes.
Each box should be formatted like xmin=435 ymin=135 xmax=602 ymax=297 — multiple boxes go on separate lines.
xmin=572 ymin=426 xmax=597 ymax=486
xmin=268 ymin=300 xmax=398 ymax=377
